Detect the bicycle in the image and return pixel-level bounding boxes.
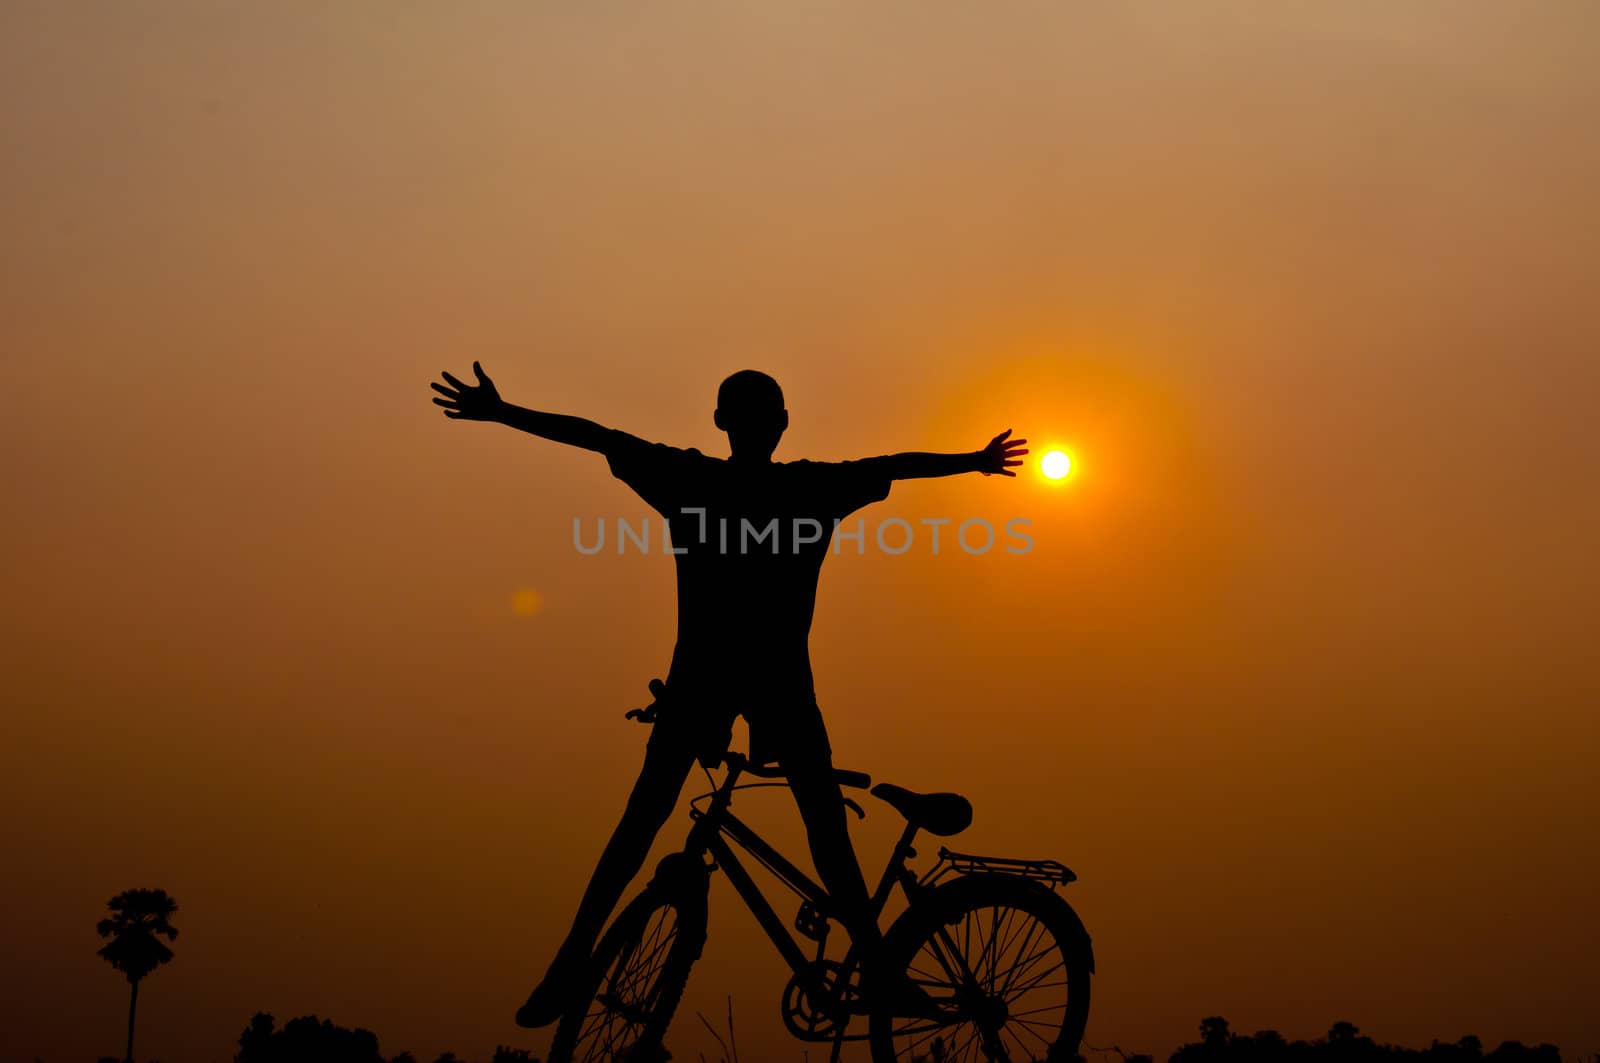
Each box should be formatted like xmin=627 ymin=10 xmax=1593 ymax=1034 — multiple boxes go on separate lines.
xmin=548 ymin=682 xmax=1095 ymax=1063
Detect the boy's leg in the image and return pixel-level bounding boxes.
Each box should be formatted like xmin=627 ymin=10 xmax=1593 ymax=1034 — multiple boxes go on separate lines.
xmin=786 ymin=761 xmax=878 ymax=947
xmin=515 ymin=731 xmax=697 ymax=1028
xmin=769 ymin=701 xmax=880 ymax=951
xmin=779 ymin=702 xmax=938 ymax=1016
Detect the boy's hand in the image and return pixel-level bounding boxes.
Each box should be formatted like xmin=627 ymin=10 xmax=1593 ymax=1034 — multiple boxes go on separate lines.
xmin=979 ymin=429 xmax=1028 ymax=476
xmin=431 ymin=361 xmax=505 ymax=421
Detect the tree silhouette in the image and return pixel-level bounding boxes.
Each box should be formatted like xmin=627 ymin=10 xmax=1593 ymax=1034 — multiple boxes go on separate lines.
xmin=1201 ymin=1017 xmax=1233 ymax=1048
xmin=96 ymin=888 xmax=179 ymax=1063
xmin=1329 ymin=1022 xmax=1361 ymax=1044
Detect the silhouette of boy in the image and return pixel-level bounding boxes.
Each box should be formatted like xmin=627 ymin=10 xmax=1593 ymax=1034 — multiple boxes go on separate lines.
xmin=430 ymin=364 xmax=1026 ymax=1026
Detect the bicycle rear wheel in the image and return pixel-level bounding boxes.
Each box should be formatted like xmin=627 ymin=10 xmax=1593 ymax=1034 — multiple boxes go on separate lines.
xmin=547 ymin=860 xmax=708 ymax=1063
xmin=868 ymin=875 xmax=1092 ymax=1063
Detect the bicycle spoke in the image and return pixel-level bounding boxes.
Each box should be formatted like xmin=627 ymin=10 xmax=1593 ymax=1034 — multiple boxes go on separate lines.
xmin=576 ymin=989 xmax=619 ymax=1043
xmin=973 ymin=905 xmax=1003 ymax=994
xmin=1012 ymin=1012 xmax=1060 ymax=1038
xmin=945 ymin=1021 xmax=984 ymax=1062
xmin=1009 ymin=1003 xmax=1068 ymax=1020
xmin=621 ymin=914 xmax=671 ymax=992
xmin=589 ymin=1001 xmax=628 ymax=1063
xmin=1002 ymin=934 xmax=1055 ymax=988
xmin=620 ymin=926 xmax=678 ymax=1002
xmin=923 ymin=928 xmax=975 ymax=990
xmin=985 ymin=909 xmax=1036 ymax=992
xmin=897 ymin=1019 xmax=956 ymax=1058
xmin=994 ymin=906 xmax=1031 ymax=995
xmin=1012 ymin=979 xmax=1070 ymax=995
xmin=615 ymin=911 xmax=678 ymax=1004
xmin=573 ymin=1011 xmax=603 ymax=1055
xmin=908 ymin=947 xmax=966 ymax=998
xmin=999 ymin=1022 xmax=1037 ymax=1060
xmin=1006 ymin=957 xmax=1066 ymax=999
xmin=995 ymin=937 xmax=1059 ymax=1000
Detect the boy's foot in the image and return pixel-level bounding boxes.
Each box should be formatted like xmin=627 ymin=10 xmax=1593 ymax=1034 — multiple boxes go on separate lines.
xmin=514 ymin=953 xmax=586 ymax=1028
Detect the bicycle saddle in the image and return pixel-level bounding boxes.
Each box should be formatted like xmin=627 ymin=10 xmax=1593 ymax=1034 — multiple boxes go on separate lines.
xmin=870 ymin=783 xmax=973 ymax=837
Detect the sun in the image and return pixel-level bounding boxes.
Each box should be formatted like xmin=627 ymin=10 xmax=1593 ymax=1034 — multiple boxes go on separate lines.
xmin=1040 ymin=450 xmax=1072 ymax=481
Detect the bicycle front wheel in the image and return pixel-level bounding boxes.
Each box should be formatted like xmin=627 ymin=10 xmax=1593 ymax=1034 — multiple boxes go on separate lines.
xmin=547 ymin=861 xmax=708 ymax=1063
xmin=869 ymin=874 xmax=1092 ymax=1063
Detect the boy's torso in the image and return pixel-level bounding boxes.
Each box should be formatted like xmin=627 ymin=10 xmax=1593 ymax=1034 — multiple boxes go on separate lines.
xmin=606 ymin=438 xmax=891 ymax=699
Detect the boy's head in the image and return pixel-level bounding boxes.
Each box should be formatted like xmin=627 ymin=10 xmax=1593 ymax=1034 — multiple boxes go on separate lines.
xmin=714 ymin=370 xmax=788 ymax=461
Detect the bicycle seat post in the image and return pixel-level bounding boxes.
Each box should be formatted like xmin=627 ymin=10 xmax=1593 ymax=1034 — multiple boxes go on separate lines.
xmin=895 ymin=820 xmax=920 ymax=863
xmin=870 ymin=820 xmax=923 ymax=913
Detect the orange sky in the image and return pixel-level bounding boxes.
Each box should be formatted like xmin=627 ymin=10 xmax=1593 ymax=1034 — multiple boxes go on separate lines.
xmin=3 ymin=3 xmax=1597 ymax=1061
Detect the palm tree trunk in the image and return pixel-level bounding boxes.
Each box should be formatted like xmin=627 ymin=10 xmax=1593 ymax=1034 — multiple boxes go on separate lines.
xmin=125 ymin=978 xmax=139 ymax=1063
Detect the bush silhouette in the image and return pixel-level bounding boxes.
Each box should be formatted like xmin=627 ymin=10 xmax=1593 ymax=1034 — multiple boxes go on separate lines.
xmin=234 ymin=1013 xmax=385 ymax=1063
xmin=1165 ymin=1018 xmax=1562 ymax=1062
xmin=230 ymin=1012 xmax=541 ymax=1063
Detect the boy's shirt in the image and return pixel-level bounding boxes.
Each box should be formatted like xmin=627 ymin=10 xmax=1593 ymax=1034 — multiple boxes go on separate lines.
xmin=604 ymin=433 xmax=892 ymax=701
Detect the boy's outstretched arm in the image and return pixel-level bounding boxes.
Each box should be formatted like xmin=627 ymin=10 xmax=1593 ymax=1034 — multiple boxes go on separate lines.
xmin=873 ymin=429 xmax=1028 ymax=480
xmin=430 ymin=361 xmax=623 ymax=451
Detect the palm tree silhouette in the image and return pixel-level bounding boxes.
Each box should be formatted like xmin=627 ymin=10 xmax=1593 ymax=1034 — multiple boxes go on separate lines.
xmin=96 ymin=888 xmax=179 ymax=1063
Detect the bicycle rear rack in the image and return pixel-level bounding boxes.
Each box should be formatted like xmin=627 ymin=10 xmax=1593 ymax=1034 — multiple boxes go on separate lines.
xmin=929 ymin=847 xmax=1077 ymax=887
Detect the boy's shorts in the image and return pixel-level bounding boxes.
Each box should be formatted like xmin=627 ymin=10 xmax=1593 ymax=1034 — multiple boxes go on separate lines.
xmin=647 ymin=685 xmax=834 ymax=773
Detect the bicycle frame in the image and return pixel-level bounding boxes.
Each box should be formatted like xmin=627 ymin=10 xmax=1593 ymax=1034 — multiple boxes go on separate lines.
xmin=679 ymin=758 xmax=927 ymax=984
